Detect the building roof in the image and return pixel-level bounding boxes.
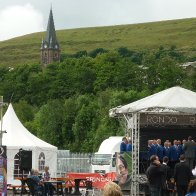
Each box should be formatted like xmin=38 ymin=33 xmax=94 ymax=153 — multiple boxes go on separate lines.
xmin=42 ymin=8 xmax=59 ymax=49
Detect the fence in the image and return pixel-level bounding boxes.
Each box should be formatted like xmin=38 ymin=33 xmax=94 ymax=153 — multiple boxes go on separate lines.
xmin=57 ymin=151 xmax=91 ymax=176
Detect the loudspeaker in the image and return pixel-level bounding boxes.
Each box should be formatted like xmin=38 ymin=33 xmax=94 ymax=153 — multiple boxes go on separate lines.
xmin=19 ymin=150 xmax=32 ymax=171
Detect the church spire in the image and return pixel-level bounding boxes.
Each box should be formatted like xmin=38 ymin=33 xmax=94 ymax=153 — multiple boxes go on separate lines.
xmin=45 ymin=8 xmax=58 ymax=47
xmin=40 ymin=8 xmax=60 ymax=66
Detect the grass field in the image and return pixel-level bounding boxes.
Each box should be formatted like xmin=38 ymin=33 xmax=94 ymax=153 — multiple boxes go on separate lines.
xmin=1 ymin=17 xmax=196 ymax=66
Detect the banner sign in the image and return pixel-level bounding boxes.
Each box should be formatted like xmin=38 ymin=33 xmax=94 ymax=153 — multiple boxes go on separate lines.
xmin=67 ymin=172 xmax=116 ymax=189
xmin=140 ymin=114 xmax=196 ymax=127
xmin=0 ymin=146 xmax=7 ymax=196
xmin=115 ymin=152 xmax=132 ymax=190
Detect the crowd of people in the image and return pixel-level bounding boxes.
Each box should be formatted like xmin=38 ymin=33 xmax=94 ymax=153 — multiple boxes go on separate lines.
xmin=147 ymin=136 xmax=196 ymax=170
xmin=146 ymin=136 xmax=196 ymax=196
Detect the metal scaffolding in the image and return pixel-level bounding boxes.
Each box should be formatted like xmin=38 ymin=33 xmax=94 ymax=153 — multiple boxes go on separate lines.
xmin=131 ymin=113 xmax=140 ymax=196
xmin=122 ymin=112 xmax=141 ymax=196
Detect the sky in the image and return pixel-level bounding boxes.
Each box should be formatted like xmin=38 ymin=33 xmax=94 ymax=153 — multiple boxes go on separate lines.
xmin=0 ymin=0 xmax=196 ymax=41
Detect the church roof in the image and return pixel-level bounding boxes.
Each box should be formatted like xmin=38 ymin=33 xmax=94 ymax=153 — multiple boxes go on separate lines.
xmin=42 ymin=8 xmax=59 ymax=49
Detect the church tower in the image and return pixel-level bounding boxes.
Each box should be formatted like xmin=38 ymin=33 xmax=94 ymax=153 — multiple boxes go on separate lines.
xmin=40 ymin=8 xmax=60 ymax=66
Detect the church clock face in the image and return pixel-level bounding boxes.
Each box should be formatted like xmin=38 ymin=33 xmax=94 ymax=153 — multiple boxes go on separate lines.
xmin=55 ymin=44 xmax=58 ymax=49
xmin=44 ymin=44 xmax=47 ymax=48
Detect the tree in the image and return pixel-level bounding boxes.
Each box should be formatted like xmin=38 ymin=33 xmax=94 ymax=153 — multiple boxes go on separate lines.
xmin=88 ymin=48 xmax=108 ymax=58
xmin=35 ymin=99 xmax=65 ymax=148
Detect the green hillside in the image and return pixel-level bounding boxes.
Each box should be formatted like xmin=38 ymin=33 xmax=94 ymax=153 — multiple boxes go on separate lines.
xmin=1 ymin=17 xmax=196 ymax=66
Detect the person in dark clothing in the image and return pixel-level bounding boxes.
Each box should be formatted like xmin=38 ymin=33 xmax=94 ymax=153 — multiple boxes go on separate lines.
xmin=161 ymin=156 xmax=172 ymax=196
xmin=28 ymin=169 xmax=44 ymax=193
xmin=183 ymin=136 xmax=196 ymax=170
xmin=174 ymin=154 xmax=194 ymax=196
xmin=146 ymin=155 xmax=164 ymax=196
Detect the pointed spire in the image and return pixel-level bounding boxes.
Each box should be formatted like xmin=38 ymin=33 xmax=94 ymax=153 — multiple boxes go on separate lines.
xmin=44 ymin=8 xmax=58 ymax=48
xmin=41 ymin=7 xmax=60 ymax=65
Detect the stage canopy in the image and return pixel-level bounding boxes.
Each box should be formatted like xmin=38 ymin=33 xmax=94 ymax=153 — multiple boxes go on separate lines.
xmin=109 ymin=86 xmax=196 ymax=117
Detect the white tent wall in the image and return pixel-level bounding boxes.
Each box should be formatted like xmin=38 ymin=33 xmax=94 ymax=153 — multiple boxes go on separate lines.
xmin=1 ymin=104 xmax=58 ymax=185
xmin=7 ymin=147 xmax=57 ymax=185
xmin=7 ymin=148 xmax=19 ymax=185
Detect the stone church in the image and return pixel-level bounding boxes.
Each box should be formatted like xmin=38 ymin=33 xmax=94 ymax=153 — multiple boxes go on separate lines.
xmin=40 ymin=9 xmax=60 ymax=66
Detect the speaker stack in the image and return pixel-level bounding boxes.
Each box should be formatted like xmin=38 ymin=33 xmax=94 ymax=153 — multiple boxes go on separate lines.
xmin=19 ymin=150 xmax=32 ymax=171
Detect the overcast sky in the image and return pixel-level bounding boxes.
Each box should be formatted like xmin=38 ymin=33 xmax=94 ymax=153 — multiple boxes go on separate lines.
xmin=0 ymin=0 xmax=196 ymax=41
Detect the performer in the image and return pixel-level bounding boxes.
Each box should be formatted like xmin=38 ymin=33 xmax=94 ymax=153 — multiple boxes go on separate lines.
xmin=120 ymin=137 xmax=128 ymax=154
xmin=148 ymin=140 xmax=157 ymax=161
xmin=157 ymin=139 xmax=164 ymax=162
xmin=163 ymin=141 xmax=170 ymax=158
xmin=169 ymin=140 xmax=179 ymax=170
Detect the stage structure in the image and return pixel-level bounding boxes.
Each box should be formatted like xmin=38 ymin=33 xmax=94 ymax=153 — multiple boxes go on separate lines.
xmin=109 ymin=86 xmax=196 ymax=196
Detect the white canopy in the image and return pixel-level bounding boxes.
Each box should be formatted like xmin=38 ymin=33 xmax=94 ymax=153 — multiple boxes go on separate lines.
xmin=2 ymin=104 xmax=57 ymax=149
xmin=1 ymin=104 xmax=58 ymax=185
xmin=97 ymin=136 xmax=122 ymax=154
xmin=109 ymin=86 xmax=196 ymax=116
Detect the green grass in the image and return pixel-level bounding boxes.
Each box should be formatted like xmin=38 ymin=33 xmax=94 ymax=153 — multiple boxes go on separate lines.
xmin=1 ymin=18 xmax=196 ymax=66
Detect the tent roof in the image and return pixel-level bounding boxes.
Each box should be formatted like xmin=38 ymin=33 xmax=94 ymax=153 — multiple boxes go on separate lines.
xmin=109 ymin=86 xmax=196 ymax=117
xmin=97 ymin=136 xmax=122 ymax=154
xmin=1 ymin=104 xmax=57 ymax=150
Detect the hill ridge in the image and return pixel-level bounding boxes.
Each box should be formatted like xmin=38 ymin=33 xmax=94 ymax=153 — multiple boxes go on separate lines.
xmin=0 ymin=17 xmax=196 ymax=66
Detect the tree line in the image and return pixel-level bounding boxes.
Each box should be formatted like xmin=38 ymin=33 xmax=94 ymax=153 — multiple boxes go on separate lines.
xmin=0 ymin=46 xmax=195 ymax=152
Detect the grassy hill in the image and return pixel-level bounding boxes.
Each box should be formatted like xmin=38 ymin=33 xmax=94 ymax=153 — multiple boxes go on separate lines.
xmin=1 ymin=18 xmax=196 ymax=66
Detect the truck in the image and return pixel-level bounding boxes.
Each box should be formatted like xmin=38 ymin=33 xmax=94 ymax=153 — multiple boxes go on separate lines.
xmin=90 ymin=136 xmax=123 ymax=174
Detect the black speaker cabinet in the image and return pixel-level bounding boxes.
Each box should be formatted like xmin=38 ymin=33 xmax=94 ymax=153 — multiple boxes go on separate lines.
xmin=19 ymin=150 xmax=32 ymax=171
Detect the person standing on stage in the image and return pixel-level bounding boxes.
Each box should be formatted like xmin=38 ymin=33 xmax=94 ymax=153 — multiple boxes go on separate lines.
xmin=126 ymin=139 xmax=132 ymax=152
xmin=178 ymin=140 xmax=184 ymax=157
xmin=169 ymin=140 xmax=179 ymax=170
xmin=183 ymin=136 xmax=196 ymax=170
xmin=120 ymin=137 xmax=128 ymax=154
xmin=157 ymin=139 xmax=164 ymax=162
xmin=163 ymin=141 xmax=170 ymax=158
xmin=148 ymin=140 xmax=157 ymax=157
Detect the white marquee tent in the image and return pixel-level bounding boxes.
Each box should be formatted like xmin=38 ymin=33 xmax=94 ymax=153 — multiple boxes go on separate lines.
xmin=1 ymin=104 xmax=58 ymax=185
